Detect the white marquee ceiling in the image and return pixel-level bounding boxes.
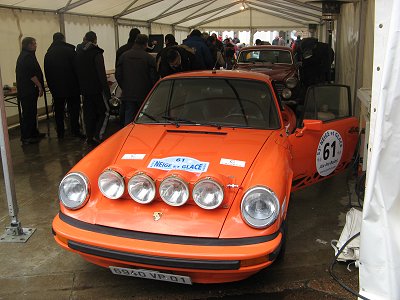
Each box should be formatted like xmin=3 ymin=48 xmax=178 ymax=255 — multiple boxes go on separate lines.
xmin=0 ymin=0 xmax=323 ymax=28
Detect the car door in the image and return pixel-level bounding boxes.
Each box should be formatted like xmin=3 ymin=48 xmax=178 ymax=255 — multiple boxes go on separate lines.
xmin=288 ymin=84 xmax=359 ymax=191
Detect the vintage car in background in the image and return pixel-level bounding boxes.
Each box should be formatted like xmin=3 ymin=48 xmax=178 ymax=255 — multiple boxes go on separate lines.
xmin=235 ymin=46 xmax=302 ymax=105
xmin=52 ymin=70 xmax=358 ymax=284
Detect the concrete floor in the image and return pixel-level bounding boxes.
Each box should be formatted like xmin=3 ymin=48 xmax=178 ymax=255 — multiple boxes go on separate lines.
xmin=0 ymin=117 xmax=361 ymax=299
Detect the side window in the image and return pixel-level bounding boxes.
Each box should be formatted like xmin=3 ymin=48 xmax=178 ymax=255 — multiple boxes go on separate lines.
xmin=303 ymin=85 xmax=351 ymax=122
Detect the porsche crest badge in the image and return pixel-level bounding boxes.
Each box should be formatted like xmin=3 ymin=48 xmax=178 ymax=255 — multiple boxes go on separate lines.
xmin=153 ymin=212 xmax=162 ymax=221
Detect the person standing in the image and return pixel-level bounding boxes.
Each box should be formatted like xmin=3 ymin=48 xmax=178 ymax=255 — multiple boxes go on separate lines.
xmin=183 ymin=29 xmax=213 ymax=70
xmin=115 ymin=34 xmax=158 ymax=126
xmin=44 ymin=32 xmax=83 ymax=139
xmin=15 ymin=37 xmax=46 ymax=145
xmin=115 ymin=28 xmax=140 ymax=67
xmin=156 ymin=45 xmax=196 ymax=78
xmin=76 ymin=31 xmax=111 ymax=146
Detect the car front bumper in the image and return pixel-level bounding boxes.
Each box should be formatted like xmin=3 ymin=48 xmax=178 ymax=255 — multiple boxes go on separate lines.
xmin=52 ymin=212 xmax=283 ymax=283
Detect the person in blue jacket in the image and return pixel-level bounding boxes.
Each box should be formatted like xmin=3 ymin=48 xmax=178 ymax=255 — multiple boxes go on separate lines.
xmin=183 ymin=29 xmax=213 ymax=70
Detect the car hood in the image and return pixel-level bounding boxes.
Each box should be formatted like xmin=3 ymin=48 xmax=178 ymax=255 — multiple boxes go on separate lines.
xmin=236 ymin=63 xmax=294 ymax=81
xmin=93 ymin=124 xmax=274 ymax=238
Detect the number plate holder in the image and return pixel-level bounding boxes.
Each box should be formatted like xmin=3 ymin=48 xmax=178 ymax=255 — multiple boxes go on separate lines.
xmin=109 ymin=266 xmax=192 ymax=285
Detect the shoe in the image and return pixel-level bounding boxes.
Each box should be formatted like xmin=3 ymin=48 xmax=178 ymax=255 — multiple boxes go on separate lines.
xmin=57 ymin=132 xmax=65 ymax=139
xmin=72 ymin=132 xmax=86 ymax=139
xmin=21 ymin=137 xmax=40 ymax=145
xmin=86 ymin=138 xmax=100 ymax=147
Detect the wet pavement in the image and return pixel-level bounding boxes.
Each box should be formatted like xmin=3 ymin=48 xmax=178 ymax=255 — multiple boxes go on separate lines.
xmin=0 ymin=117 xmax=360 ymax=299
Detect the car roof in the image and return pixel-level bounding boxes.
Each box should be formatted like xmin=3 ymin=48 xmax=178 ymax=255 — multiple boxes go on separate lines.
xmin=163 ymin=69 xmax=272 ymax=82
xmin=240 ymin=45 xmax=293 ymax=52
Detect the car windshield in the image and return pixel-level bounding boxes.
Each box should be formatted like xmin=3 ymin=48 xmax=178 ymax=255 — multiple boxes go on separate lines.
xmin=238 ymin=50 xmax=293 ymax=64
xmin=136 ymin=78 xmax=280 ymax=130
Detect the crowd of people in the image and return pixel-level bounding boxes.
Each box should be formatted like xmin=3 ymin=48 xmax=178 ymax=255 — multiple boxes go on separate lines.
xmin=15 ymin=28 xmax=301 ymax=146
xmin=15 ymin=28 xmax=248 ymax=146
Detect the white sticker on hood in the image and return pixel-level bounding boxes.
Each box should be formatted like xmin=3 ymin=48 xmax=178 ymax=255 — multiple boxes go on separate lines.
xmin=220 ymin=158 xmax=246 ymax=168
xmin=122 ymin=154 xmax=146 ymax=160
xmin=148 ymin=156 xmax=209 ymax=173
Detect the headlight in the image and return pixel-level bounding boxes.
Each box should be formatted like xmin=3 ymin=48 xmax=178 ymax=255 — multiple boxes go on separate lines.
xmin=98 ymin=170 xmax=125 ymax=199
xmin=281 ymin=88 xmax=292 ymax=99
xmin=59 ymin=172 xmax=89 ymax=209
xmin=241 ymin=186 xmax=279 ymax=228
xmin=128 ymin=174 xmax=156 ymax=204
xmin=160 ymin=176 xmax=189 ymax=206
xmin=109 ymin=96 xmax=120 ymax=107
xmin=193 ymin=178 xmax=224 ymax=209
xmin=285 ymin=77 xmax=298 ymax=89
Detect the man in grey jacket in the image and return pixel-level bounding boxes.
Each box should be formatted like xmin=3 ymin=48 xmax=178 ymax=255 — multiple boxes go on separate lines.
xmin=116 ymin=34 xmax=158 ymax=126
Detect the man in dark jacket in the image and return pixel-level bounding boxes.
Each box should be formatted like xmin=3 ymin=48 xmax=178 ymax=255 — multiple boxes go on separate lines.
xmin=116 ymin=34 xmax=158 ymax=126
xmin=44 ymin=32 xmax=83 ymax=139
xmin=183 ymin=29 xmax=213 ymax=70
xmin=15 ymin=36 xmax=46 ymax=145
xmin=76 ymin=31 xmax=111 ymax=146
xmin=115 ymin=28 xmax=140 ymax=67
xmin=156 ymin=45 xmax=196 ymax=78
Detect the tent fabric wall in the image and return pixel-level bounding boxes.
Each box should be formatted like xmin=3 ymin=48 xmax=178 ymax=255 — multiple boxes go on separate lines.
xmin=150 ymin=23 xmax=173 ymax=37
xmin=0 ymin=8 xmax=59 ymax=119
xmin=175 ymin=29 xmax=190 ymax=44
xmin=359 ymin=0 xmax=400 ymax=298
xmin=336 ymin=3 xmax=360 ymax=104
xmin=361 ymin=0 xmax=374 ymax=89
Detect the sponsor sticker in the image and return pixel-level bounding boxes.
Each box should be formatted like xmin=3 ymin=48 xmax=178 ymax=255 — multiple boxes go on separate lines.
xmin=220 ymin=158 xmax=246 ymax=168
xmin=316 ymin=130 xmax=343 ymax=176
xmin=148 ymin=156 xmax=209 ymax=173
xmin=122 ymin=154 xmax=146 ymax=160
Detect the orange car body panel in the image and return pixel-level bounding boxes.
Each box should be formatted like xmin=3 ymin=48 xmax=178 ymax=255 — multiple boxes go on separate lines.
xmin=52 ymin=70 xmax=358 ymax=283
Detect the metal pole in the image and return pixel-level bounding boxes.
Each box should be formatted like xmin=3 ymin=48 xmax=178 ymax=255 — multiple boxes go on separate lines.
xmin=0 ymin=68 xmax=35 ymax=243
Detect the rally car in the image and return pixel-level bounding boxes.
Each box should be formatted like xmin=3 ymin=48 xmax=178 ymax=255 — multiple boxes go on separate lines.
xmin=234 ymin=46 xmax=302 ymax=104
xmin=52 ymin=70 xmax=358 ymax=284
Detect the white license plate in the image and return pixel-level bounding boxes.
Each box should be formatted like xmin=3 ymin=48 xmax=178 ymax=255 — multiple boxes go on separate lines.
xmin=109 ymin=266 xmax=192 ymax=285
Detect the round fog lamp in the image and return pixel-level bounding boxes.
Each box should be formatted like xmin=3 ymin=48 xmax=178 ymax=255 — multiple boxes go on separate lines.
xmin=281 ymin=88 xmax=292 ymax=99
xmin=193 ymin=179 xmax=224 ymax=209
xmin=128 ymin=174 xmax=156 ymax=204
xmin=285 ymin=77 xmax=298 ymax=89
xmin=98 ymin=170 xmax=125 ymax=199
xmin=160 ymin=176 xmax=189 ymax=206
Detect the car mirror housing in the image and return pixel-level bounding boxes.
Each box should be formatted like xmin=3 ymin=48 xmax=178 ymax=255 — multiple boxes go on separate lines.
xmin=303 ymin=119 xmax=323 ymax=131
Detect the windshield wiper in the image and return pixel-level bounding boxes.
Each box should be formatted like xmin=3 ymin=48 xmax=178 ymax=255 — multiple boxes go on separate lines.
xmin=139 ymin=112 xmax=160 ymax=122
xmin=162 ymin=116 xmax=197 ymax=127
xmin=195 ymin=121 xmax=223 ymax=129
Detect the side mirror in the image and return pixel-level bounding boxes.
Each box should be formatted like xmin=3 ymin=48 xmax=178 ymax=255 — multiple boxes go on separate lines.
xmin=295 ymin=119 xmax=322 ymax=137
xmin=303 ymin=119 xmax=323 ymax=131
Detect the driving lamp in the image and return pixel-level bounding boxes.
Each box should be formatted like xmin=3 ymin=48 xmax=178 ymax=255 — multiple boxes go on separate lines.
xmin=59 ymin=172 xmax=89 ymax=209
xmin=128 ymin=174 xmax=156 ymax=204
xmin=281 ymin=88 xmax=292 ymax=99
xmin=285 ymin=77 xmax=298 ymax=89
xmin=160 ymin=176 xmax=189 ymax=206
xmin=193 ymin=178 xmax=224 ymax=209
xmin=98 ymin=170 xmax=125 ymax=199
xmin=110 ymin=96 xmax=120 ymax=107
xmin=241 ymin=186 xmax=279 ymax=228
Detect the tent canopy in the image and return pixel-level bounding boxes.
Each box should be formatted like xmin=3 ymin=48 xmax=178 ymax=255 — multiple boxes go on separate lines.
xmin=0 ymin=0 xmax=322 ymax=29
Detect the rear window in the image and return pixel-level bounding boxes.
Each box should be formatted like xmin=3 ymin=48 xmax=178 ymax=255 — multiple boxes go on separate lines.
xmin=136 ymin=78 xmax=280 ymax=130
xmin=238 ymin=50 xmax=293 ymax=64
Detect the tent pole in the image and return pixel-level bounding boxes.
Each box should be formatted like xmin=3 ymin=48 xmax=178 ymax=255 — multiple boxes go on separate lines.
xmin=114 ymin=18 xmax=120 ymax=52
xmin=59 ymin=13 xmax=65 ymax=35
xmin=0 ymin=68 xmax=35 ymax=243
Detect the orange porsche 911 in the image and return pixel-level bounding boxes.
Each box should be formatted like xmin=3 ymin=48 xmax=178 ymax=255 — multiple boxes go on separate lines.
xmin=52 ymin=70 xmax=358 ymax=284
